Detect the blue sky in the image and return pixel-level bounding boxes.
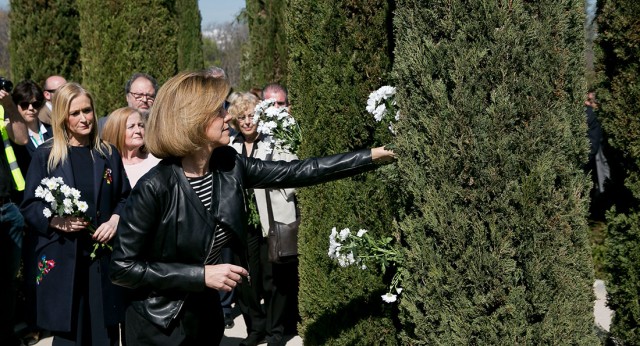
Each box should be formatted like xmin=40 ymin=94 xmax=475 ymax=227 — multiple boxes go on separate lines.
xmin=0 ymin=0 xmax=245 ymax=26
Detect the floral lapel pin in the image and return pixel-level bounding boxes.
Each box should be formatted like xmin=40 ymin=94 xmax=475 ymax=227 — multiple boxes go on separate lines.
xmin=36 ymin=255 xmax=56 ymax=285
xmin=103 ymin=168 xmax=113 ymax=184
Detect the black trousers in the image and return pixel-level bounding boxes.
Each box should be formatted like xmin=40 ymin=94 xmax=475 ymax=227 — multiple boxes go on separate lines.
xmin=236 ymin=232 xmax=299 ymax=343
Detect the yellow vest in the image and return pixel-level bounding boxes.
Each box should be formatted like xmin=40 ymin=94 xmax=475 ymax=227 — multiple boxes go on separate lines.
xmin=0 ymin=105 xmax=26 ymax=191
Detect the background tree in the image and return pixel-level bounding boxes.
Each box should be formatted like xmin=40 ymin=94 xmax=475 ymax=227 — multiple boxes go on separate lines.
xmin=9 ymin=0 xmax=81 ymax=84
xmin=0 ymin=9 xmax=10 ymax=78
xmin=203 ymin=20 xmax=249 ymax=88
xmin=77 ymin=0 xmax=178 ymax=116
xmin=176 ymin=0 xmax=204 ymax=71
xmin=243 ymin=0 xmax=287 ymax=89
xmin=287 ymin=0 xmax=398 ymax=344
xmin=392 ymin=0 xmax=598 ymax=343
xmin=595 ymin=0 xmax=640 ymax=343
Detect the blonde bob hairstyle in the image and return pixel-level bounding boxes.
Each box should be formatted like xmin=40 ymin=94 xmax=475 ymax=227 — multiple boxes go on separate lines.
xmin=145 ymin=71 xmax=230 ymax=158
xmin=102 ymin=107 xmax=146 ymax=155
xmin=48 ymin=82 xmax=111 ymax=172
xmin=227 ymin=92 xmax=260 ymax=131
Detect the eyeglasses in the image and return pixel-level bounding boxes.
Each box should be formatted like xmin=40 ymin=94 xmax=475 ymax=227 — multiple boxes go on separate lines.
xmin=129 ymin=92 xmax=156 ymax=102
xmin=44 ymin=89 xmax=58 ymax=94
xmin=237 ymin=115 xmax=254 ymax=123
xmin=18 ymin=101 xmax=43 ymax=109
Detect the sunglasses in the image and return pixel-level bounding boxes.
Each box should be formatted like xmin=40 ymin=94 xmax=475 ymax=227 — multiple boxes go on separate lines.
xmin=19 ymin=101 xmax=43 ymax=109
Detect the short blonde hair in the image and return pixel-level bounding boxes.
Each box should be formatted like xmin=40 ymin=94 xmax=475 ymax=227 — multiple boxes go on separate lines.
xmin=227 ymin=92 xmax=260 ymax=130
xmin=102 ymin=107 xmax=145 ymax=155
xmin=145 ymin=71 xmax=230 ymax=158
xmin=48 ymin=82 xmax=110 ymax=171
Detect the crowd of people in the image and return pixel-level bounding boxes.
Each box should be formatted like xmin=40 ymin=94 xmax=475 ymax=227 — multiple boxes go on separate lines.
xmin=0 ymin=69 xmax=395 ymax=346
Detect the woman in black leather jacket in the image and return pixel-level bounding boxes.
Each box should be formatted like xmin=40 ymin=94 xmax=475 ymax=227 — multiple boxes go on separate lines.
xmin=109 ymin=71 xmax=395 ymax=345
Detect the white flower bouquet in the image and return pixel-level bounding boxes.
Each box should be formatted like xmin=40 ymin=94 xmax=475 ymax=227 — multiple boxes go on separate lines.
xmin=366 ymin=85 xmax=400 ymax=135
xmin=35 ymin=177 xmax=110 ymax=259
xmin=253 ymin=98 xmax=301 ymax=155
xmin=328 ymin=227 xmax=406 ymax=303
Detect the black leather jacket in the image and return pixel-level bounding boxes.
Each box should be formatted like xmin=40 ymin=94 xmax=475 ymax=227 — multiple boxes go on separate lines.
xmin=110 ymin=146 xmax=377 ymax=328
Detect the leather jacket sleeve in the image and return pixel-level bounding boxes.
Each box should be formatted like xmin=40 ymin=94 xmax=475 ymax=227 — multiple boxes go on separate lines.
xmin=239 ymin=148 xmax=377 ymax=189
xmin=109 ymin=172 xmax=206 ymax=293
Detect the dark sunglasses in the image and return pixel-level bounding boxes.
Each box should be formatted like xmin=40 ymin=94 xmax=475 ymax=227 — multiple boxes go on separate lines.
xmin=19 ymin=101 xmax=43 ymax=109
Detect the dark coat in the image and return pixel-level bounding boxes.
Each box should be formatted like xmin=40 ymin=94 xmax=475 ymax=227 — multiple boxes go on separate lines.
xmin=110 ymin=146 xmax=376 ymax=329
xmin=21 ymin=141 xmax=131 ymax=332
xmin=12 ymin=123 xmax=53 ymax=202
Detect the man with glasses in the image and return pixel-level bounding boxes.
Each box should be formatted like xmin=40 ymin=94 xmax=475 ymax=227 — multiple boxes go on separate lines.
xmin=99 ymin=72 xmax=158 ymax=136
xmin=38 ymin=75 xmax=67 ymax=125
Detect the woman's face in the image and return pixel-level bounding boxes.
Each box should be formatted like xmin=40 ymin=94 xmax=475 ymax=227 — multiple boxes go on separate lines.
xmin=17 ymin=98 xmax=43 ymax=124
xmin=124 ymin=111 xmax=145 ymax=151
xmin=205 ymin=108 xmax=232 ymax=148
xmin=66 ymin=94 xmax=94 ymax=145
xmin=236 ymin=108 xmax=257 ymax=138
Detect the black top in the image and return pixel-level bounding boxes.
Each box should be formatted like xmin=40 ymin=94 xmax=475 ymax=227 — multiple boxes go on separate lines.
xmin=69 ymin=146 xmax=97 ymax=226
xmin=0 ymin=149 xmax=13 ymax=199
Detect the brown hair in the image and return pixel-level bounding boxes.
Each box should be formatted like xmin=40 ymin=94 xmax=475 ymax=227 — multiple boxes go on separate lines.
xmin=102 ymin=107 xmax=146 ymax=155
xmin=144 ymin=71 xmax=230 ymax=158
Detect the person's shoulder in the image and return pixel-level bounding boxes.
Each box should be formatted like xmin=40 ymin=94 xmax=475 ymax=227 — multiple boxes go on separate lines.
xmin=212 ymin=146 xmax=240 ymax=172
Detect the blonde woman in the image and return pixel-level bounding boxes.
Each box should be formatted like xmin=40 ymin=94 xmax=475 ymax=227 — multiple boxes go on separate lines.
xmin=21 ymin=82 xmax=130 ymax=346
xmin=102 ymin=107 xmax=160 ymax=186
xmin=110 ymin=71 xmax=394 ymax=345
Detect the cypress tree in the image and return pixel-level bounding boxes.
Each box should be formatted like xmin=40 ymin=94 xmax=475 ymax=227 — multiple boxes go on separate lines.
xmin=392 ymin=1 xmax=598 ymax=343
xmin=287 ymin=0 xmax=397 ymax=344
xmin=595 ymin=0 xmax=640 ymax=342
xmin=77 ymin=0 xmax=178 ymax=116
xmin=176 ymin=0 xmax=204 ymax=71
xmin=243 ymin=0 xmax=287 ymax=88
xmin=9 ymin=0 xmax=81 ymax=83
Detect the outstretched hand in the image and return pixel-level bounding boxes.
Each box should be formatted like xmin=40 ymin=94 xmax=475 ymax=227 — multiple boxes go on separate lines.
xmin=371 ymin=146 xmax=396 ymax=163
xmin=204 ymin=264 xmax=249 ymax=292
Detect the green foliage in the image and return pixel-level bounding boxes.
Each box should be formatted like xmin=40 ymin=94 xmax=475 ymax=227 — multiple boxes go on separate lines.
xmin=596 ymin=0 xmax=640 ymax=342
xmin=393 ymin=0 xmax=598 ymax=344
xmin=202 ymin=36 xmax=222 ymax=69
xmin=243 ymin=0 xmax=288 ymax=89
xmin=77 ymin=0 xmax=179 ymax=117
xmin=287 ymin=0 xmax=397 ymax=344
xmin=176 ymin=0 xmax=204 ymax=71
xmin=603 ymin=208 xmax=640 ymax=342
xmin=9 ymin=0 xmax=82 ymax=83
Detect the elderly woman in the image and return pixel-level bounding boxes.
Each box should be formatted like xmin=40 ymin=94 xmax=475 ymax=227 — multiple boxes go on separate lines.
xmin=228 ymin=92 xmax=300 ymax=346
xmin=110 ymin=71 xmax=394 ymax=345
xmin=102 ymin=107 xmax=160 ymax=187
xmin=21 ymin=83 xmax=130 ymax=346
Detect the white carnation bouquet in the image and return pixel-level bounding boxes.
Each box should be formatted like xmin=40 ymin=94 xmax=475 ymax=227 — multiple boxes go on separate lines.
xmin=366 ymin=85 xmax=400 ymax=134
xmin=35 ymin=177 xmax=110 ymax=259
xmin=253 ymin=98 xmax=301 ymax=155
xmin=328 ymin=227 xmax=406 ymax=303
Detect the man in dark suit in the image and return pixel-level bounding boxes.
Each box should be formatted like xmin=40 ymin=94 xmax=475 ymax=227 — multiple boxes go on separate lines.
xmin=37 ymin=75 xmax=67 ymax=125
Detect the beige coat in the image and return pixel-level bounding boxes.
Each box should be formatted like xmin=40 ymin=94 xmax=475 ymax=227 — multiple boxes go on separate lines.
xmin=230 ymin=135 xmax=298 ymax=237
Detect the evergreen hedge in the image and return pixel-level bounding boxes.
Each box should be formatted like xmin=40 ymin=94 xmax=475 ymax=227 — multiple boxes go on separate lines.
xmin=77 ymin=0 xmax=179 ymax=116
xmin=287 ymin=0 xmax=397 ymax=344
xmin=176 ymin=0 xmax=204 ymax=71
xmin=9 ymin=0 xmax=81 ymax=83
xmin=392 ymin=1 xmax=598 ymax=343
xmin=243 ymin=0 xmax=288 ymax=88
xmin=595 ymin=0 xmax=640 ymax=342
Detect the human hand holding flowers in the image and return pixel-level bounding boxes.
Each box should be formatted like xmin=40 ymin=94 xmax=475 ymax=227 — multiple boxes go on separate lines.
xmin=92 ymin=214 xmax=119 ymax=243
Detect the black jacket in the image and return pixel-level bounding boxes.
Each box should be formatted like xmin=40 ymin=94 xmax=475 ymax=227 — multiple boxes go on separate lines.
xmin=110 ymin=146 xmax=377 ymax=328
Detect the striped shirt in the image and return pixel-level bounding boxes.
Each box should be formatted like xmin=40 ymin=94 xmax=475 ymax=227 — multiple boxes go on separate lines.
xmin=186 ymin=173 xmax=233 ymax=265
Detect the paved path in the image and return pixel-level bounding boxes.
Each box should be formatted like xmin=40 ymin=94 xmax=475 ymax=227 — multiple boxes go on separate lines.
xmin=32 ymin=280 xmax=613 ymax=345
